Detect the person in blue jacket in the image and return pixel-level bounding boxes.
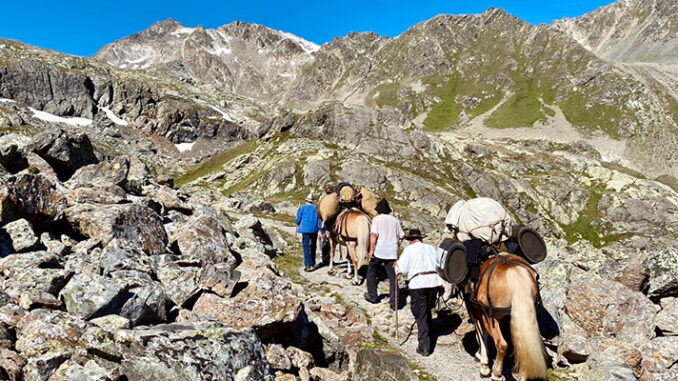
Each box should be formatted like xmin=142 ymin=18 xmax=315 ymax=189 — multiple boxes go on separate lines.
xmin=296 ymin=194 xmax=324 ymax=272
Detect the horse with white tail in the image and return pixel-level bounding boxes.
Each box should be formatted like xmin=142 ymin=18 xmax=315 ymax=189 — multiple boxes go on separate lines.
xmin=464 ymin=254 xmax=547 ymax=381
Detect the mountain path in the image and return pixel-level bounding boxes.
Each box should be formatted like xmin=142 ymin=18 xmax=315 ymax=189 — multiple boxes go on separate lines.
xmin=297 ymin=256 xmax=507 ymax=381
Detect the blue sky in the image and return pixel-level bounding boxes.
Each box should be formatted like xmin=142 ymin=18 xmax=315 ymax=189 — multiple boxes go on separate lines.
xmin=1 ymin=1 xmax=615 ymax=57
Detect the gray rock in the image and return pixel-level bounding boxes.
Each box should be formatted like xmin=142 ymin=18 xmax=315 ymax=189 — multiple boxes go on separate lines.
xmin=303 ymin=161 xmax=331 ymax=186
xmin=174 ymin=214 xmax=234 ymax=265
xmin=59 ymin=274 xmax=125 ymax=320
xmin=28 ymin=129 xmax=98 ymax=181
xmin=15 ymin=309 xmax=88 ymax=358
xmin=79 ymin=323 xmax=273 ymax=380
xmin=49 ymin=360 xmax=112 ymax=381
xmin=0 ymin=348 xmax=26 ymax=381
xmin=22 ymin=351 xmax=71 ymax=381
xmin=0 ymin=218 xmax=40 ymax=255
xmin=265 ymin=344 xmax=292 ymax=371
xmin=66 ymin=156 xmax=130 ymax=189
xmin=656 ymin=297 xmax=678 ymax=336
xmin=579 ymin=352 xmax=636 ymax=381
xmin=90 ymin=315 xmax=131 ymax=330
xmin=565 ymin=272 xmax=656 ymax=346
xmin=353 ymin=348 xmax=417 ymax=381
xmin=65 ymin=203 xmax=168 ymax=255
xmin=156 ymin=263 xmax=201 ymax=307
xmin=2 ymin=174 xmax=67 ymax=227
xmin=639 ymin=337 xmax=678 ymax=376
xmin=118 ymin=281 xmax=168 ymax=326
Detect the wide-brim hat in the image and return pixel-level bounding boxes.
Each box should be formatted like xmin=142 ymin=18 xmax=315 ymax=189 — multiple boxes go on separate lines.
xmin=305 ymin=192 xmax=314 ymax=203
xmin=404 ymin=229 xmax=426 ymax=240
xmin=375 ymin=198 xmax=392 ymax=214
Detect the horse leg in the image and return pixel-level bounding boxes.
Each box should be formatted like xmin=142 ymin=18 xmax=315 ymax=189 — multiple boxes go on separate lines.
xmin=327 ymin=237 xmax=336 ymax=275
xmin=474 ymin=315 xmax=491 ymax=378
xmin=483 ymin=315 xmax=507 ymax=381
xmin=347 ymin=243 xmax=360 ymax=285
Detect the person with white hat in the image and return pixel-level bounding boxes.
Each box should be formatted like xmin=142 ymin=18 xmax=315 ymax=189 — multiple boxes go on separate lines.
xmin=296 ymin=193 xmax=324 ymax=271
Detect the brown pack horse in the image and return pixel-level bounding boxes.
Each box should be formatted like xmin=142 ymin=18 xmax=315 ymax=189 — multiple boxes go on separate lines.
xmin=464 ymin=254 xmax=547 ymax=381
xmin=326 ymin=208 xmax=371 ymax=285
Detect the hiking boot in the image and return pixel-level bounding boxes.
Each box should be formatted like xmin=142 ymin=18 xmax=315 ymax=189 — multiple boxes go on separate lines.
xmin=416 ymin=347 xmax=431 ymax=357
xmin=304 ymin=266 xmax=314 ymax=272
xmin=363 ymin=292 xmax=378 ymax=304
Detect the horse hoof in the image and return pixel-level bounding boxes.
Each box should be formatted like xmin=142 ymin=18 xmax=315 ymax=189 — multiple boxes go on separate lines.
xmin=327 ymin=269 xmax=335 ymax=276
xmin=490 ymin=375 xmax=505 ymax=381
xmin=479 ymin=365 xmax=491 ymax=378
xmin=351 ymin=280 xmax=360 ymax=286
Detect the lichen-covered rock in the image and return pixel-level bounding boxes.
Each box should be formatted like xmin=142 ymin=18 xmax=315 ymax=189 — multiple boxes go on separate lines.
xmin=0 ymin=218 xmax=40 ymax=255
xmin=156 ymin=262 xmax=201 ymax=307
xmin=90 ymin=315 xmax=131 ymax=330
xmin=65 ymin=203 xmax=167 ymax=254
xmin=49 ymin=360 xmax=112 ymax=381
xmin=28 ymin=129 xmax=98 ymax=181
xmin=353 ymin=348 xmax=417 ymax=381
xmin=579 ymin=352 xmax=636 ymax=381
xmin=15 ymin=309 xmax=88 ymax=358
xmin=191 ymin=262 xmax=301 ymax=330
xmin=58 ymin=274 xmax=125 ymax=320
xmin=173 ymin=214 xmax=234 ymax=265
xmin=80 ymin=323 xmax=273 ymax=380
xmin=3 ymin=174 xmax=67 ymax=226
xmin=265 ymin=344 xmax=292 ymax=371
xmin=65 ymin=185 xmax=128 ymax=205
xmin=639 ymin=337 xmax=678 ymax=377
xmin=0 ymin=349 xmax=27 ymax=381
xmin=23 ymin=352 xmax=72 ymax=381
xmin=118 ymin=280 xmax=168 ymax=326
xmin=656 ymin=297 xmax=678 ymax=336
xmin=66 ymin=157 xmax=130 ymax=189
xmin=565 ymin=272 xmax=657 ymax=345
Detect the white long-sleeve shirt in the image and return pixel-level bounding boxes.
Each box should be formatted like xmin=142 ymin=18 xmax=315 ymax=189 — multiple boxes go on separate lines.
xmin=395 ymin=241 xmax=444 ymax=290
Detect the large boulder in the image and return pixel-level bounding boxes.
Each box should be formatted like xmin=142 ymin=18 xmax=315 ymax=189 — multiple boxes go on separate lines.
xmin=579 ymin=352 xmax=636 ymax=381
xmin=79 ymin=323 xmax=273 ymax=381
xmin=656 ymin=297 xmax=678 ymax=336
xmin=173 ymin=214 xmax=234 ymax=265
xmin=0 ymin=218 xmax=40 ymax=255
xmin=66 ymin=156 xmax=130 ymax=189
xmin=58 ymin=273 xmax=125 ymax=320
xmin=565 ymin=272 xmax=657 ymax=345
xmin=639 ymin=337 xmax=678 ymax=379
xmin=0 ymin=251 xmax=72 ymax=309
xmin=28 ymin=129 xmax=98 ymax=181
xmin=191 ymin=262 xmax=301 ymax=330
xmin=65 ymin=203 xmax=168 ymax=255
xmin=15 ymin=309 xmax=88 ymax=358
xmin=353 ymin=348 xmax=417 ymax=381
xmin=1 ymin=174 xmax=67 ymax=227
xmin=156 ymin=263 xmax=202 ymax=308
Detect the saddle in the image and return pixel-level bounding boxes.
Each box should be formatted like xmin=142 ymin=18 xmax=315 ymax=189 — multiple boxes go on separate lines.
xmin=465 ymin=253 xmax=540 ymax=318
xmin=332 ymin=207 xmax=372 ymax=242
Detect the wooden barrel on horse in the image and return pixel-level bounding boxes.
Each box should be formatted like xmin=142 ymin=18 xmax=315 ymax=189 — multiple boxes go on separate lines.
xmin=464 ymin=253 xmax=546 ymax=381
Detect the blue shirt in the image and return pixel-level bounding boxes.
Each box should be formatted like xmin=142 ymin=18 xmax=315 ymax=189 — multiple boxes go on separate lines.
xmin=296 ymin=204 xmax=323 ymax=233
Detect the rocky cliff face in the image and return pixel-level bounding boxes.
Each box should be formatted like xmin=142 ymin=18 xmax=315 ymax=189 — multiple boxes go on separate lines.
xmin=553 ymin=0 xmax=678 ymax=64
xmin=95 ymin=19 xmax=318 ymax=101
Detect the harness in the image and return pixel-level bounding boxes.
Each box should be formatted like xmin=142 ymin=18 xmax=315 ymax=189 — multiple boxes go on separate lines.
xmin=332 ymin=208 xmax=372 ymax=243
xmin=464 ymin=252 xmax=541 ymax=319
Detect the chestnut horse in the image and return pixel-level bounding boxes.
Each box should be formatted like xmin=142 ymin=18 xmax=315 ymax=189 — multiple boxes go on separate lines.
xmin=464 ymin=254 xmax=546 ymax=381
xmin=326 ymin=208 xmax=371 ymax=285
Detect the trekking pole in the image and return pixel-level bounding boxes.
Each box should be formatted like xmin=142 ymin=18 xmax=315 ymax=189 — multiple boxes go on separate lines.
xmin=395 ymin=273 xmax=399 ymax=341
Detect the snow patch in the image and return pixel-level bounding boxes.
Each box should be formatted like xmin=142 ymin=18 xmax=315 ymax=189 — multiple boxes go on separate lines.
xmin=126 ymin=56 xmax=149 ymax=64
xmin=277 ymin=31 xmax=320 ymax=54
xmin=258 ymin=48 xmax=266 ymax=54
xmin=101 ymin=107 xmax=128 ymax=126
xmin=29 ymin=107 xmax=92 ymax=127
xmin=209 ymin=105 xmax=234 ymax=122
xmin=175 ymin=142 xmax=195 ymax=153
xmin=172 ymin=27 xmax=195 ymax=36
xmin=278 ymin=73 xmax=296 ymax=78
xmin=208 ymin=46 xmax=232 ymax=55
xmin=0 ymin=98 xmax=16 ymax=104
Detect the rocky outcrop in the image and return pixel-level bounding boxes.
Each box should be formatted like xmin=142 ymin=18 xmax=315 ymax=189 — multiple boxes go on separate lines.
xmin=354 ymin=348 xmax=417 ymax=381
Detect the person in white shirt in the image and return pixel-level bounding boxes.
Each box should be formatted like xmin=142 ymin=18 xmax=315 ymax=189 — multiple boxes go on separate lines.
xmin=364 ymin=198 xmax=404 ymax=309
xmin=395 ymin=229 xmax=444 ymax=357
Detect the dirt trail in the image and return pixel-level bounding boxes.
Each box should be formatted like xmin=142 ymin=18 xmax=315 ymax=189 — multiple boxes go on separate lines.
xmin=297 ymin=257 xmax=508 ymax=381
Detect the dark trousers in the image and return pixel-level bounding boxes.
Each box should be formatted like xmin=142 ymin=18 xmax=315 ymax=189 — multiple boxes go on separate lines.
xmin=410 ymin=287 xmax=440 ymax=353
xmin=302 ymin=233 xmax=317 ymax=267
xmin=366 ymin=257 xmax=396 ymax=307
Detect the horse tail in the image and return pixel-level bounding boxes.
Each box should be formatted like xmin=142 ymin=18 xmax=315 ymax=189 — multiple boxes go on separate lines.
xmin=355 ymin=214 xmax=370 ymax=268
xmin=506 ymin=266 xmax=547 ymax=380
